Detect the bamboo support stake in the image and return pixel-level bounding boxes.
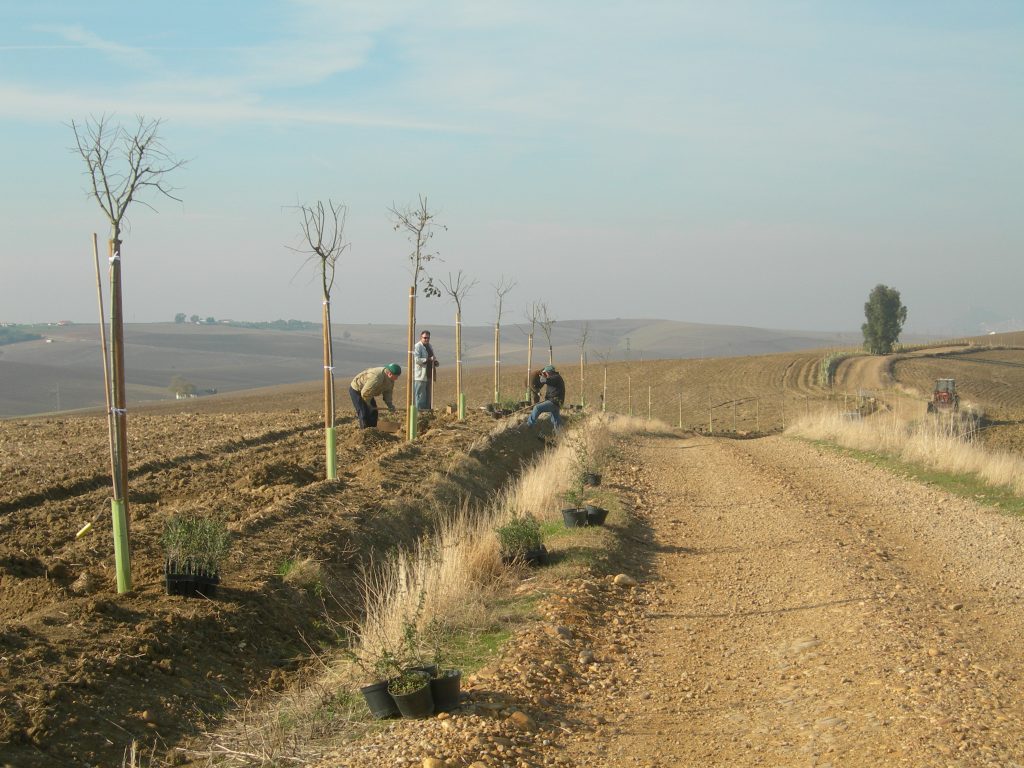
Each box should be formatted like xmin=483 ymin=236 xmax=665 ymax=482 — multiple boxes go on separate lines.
xmin=627 ymin=375 xmax=632 ymax=416
xmin=322 ymin=299 xmax=336 ymax=479
xmin=600 ymin=365 xmax=607 ymax=413
xmin=580 ymin=351 xmax=586 ymax=409
xmin=406 ymin=286 xmax=416 ymax=441
xmin=455 ymin=312 xmax=465 ymax=420
xmin=92 ymin=234 xmax=117 ymax=505
xmin=526 ymin=333 xmax=534 ymax=401
xmin=493 ymin=324 xmax=500 ymax=404
xmin=647 ymin=386 xmax=652 ymax=421
xmin=108 ymin=238 xmax=132 ymax=593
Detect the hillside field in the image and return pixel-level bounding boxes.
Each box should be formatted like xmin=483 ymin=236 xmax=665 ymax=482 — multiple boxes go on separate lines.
xmin=2 ymin=332 xmax=1024 ymax=766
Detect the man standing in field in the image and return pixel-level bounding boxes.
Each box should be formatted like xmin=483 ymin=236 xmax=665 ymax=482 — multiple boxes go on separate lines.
xmin=526 ymin=365 xmax=565 ymax=435
xmin=413 ymin=330 xmax=439 ymax=411
xmin=349 ymin=363 xmax=401 ymax=429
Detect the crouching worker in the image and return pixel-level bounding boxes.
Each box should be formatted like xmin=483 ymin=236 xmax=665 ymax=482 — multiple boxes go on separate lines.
xmin=349 ymin=363 xmax=401 ymax=429
xmin=526 ymin=364 xmax=565 ymax=435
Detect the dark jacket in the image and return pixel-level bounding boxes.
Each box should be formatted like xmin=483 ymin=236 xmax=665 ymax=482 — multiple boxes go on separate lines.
xmin=542 ymin=372 xmax=565 ymax=406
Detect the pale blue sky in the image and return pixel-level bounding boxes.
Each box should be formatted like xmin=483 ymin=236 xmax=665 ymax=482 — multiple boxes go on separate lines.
xmin=1 ymin=1 xmax=1021 ymax=336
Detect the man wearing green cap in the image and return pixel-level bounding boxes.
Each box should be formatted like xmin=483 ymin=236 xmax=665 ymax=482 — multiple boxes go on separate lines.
xmin=349 ymin=364 xmax=401 ymax=429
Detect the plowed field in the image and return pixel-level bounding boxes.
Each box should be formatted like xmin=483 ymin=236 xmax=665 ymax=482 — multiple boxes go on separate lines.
xmin=4 ymin=339 xmax=1024 ymax=767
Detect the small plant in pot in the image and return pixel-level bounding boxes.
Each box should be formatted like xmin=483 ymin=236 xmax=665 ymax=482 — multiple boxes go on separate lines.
xmin=161 ymin=514 xmax=230 ymax=597
xmin=561 ymin=485 xmax=588 ymax=528
xmin=495 ymin=513 xmax=547 ymax=566
xmin=346 ymin=645 xmax=404 ymax=719
xmin=387 ymin=669 xmax=433 ymax=718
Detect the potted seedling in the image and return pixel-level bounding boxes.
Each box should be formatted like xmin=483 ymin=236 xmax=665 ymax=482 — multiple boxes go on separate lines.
xmin=495 ymin=513 xmax=547 ymax=566
xmin=561 ymin=483 xmax=588 ymax=528
xmin=161 ymin=514 xmax=231 ymax=597
xmin=387 ymin=669 xmax=433 ymax=718
xmin=422 ymin=623 xmax=463 ymax=712
xmin=347 ymin=646 xmax=403 ymax=719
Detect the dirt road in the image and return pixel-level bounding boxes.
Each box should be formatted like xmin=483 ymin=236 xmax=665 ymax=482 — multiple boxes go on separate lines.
xmin=570 ymin=432 xmax=1024 ymax=767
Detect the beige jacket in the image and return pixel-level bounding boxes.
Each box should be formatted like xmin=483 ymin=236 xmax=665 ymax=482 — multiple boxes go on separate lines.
xmin=350 ymin=367 xmax=396 ymax=409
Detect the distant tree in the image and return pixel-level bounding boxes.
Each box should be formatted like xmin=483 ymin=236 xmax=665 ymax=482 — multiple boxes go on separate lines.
xmin=205 ymin=317 xmax=216 ymax=324
xmin=190 ymin=314 xmax=200 ymax=324
xmin=862 ymin=284 xmax=907 ymax=355
xmin=168 ymin=375 xmax=196 ymax=397
xmin=174 ymin=312 xmax=186 ymax=323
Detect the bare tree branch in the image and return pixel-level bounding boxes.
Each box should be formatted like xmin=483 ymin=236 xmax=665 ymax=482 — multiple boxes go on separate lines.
xmin=70 ymin=114 xmax=186 ymax=242
xmin=491 ymin=275 xmax=517 ymax=326
xmin=288 ymin=199 xmax=349 ymax=300
xmin=440 ymin=270 xmax=477 ymax=315
xmin=389 ymin=194 xmax=445 ymax=298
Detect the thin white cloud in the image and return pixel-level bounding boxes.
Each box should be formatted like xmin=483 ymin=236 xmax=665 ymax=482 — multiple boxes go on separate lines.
xmin=0 ymin=82 xmax=478 ymax=134
xmin=35 ymin=24 xmax=160 ymax=69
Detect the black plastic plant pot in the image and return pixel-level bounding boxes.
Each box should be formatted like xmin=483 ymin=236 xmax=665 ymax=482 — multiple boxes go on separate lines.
xmin=525 ymin=544 xmax=549 ymax=566
xmin=164 ymin=571 xmax=195 ymax=596
xmin=389 ymin=674 xmax=434 ymax=719
xmin=562 ymin=508 xmax=588 ymax=528
xmin=583 ymin=472 xmax=602 ymax=487
xmin=430 ymin=669 xmax=462 ymax=712
xmin=585 ymin=505 xmax=609 ymax=526
xmin=360 ymin=680 xmax=401 ymax=719
xmin=501 ymin=544 xmax=548 ymax=567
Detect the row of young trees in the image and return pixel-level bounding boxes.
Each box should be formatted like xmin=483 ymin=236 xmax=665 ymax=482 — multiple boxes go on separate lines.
xmin=72 ymin=114 xmax=577 ymax=593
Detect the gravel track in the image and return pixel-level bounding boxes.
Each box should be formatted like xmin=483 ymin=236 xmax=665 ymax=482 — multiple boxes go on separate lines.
xmin=566 ymin=432 xmax=1024 ymax=767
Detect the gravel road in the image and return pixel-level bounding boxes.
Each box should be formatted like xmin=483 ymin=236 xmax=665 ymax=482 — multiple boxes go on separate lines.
xmin=568 ymin=433 xmax=1024 ymax=767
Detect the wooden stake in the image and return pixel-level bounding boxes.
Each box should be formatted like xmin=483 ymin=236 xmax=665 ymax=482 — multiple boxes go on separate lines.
xmin=92 ymin=234 xmax=117 ymax=499
xmin=108 ymin=237 xmax=132 ymax=593
xmin=406 ymin=286 xmax=416 ymax=441
xmin=493 ymin=323 xmax=500 ymax=403
xmin=455 ymin=312 xmax=464 ymax=420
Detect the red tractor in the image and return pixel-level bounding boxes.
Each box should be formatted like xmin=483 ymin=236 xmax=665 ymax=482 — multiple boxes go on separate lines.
xmin=927 ymin=378 xmax=960 ymax=413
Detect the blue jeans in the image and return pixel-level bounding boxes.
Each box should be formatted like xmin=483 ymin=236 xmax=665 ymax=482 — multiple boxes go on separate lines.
xmin=414 ymin=379 xmax=430 ymax=410
xmin=527 ymin=399 xmax=561 ymax=431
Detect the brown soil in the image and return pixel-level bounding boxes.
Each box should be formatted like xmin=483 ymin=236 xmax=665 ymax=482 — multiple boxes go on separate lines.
xmin=0 ymin=389 xmax=545 ymax=768
xmin=6 ymin=342 xmax=1024 ymax=767
xmin=567 ymin=433 xmax=1024 ymax=766
xmin=302 ymin=429 xmax=1024 ymax=767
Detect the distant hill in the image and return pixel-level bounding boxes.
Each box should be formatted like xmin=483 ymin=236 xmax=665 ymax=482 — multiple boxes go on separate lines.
xmin=0 ymin=319 xmax=870 ymax=417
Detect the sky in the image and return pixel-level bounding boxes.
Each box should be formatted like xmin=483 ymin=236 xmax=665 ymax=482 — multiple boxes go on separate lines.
xmin=1 ymin=1 xmax=1021 ymax=336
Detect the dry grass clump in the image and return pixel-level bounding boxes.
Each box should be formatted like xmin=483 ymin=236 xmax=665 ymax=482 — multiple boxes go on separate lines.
xmin=789 ymin=411 xmax=1024 ymax=495
xmin=280 ymin=556 xmax=325 ymax=592
xmin=352 ymin=505 xmax=511 ymax=670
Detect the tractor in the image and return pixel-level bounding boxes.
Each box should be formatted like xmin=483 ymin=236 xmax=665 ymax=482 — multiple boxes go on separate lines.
xmin=927 ymin=378 xmax=960 ymax=413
